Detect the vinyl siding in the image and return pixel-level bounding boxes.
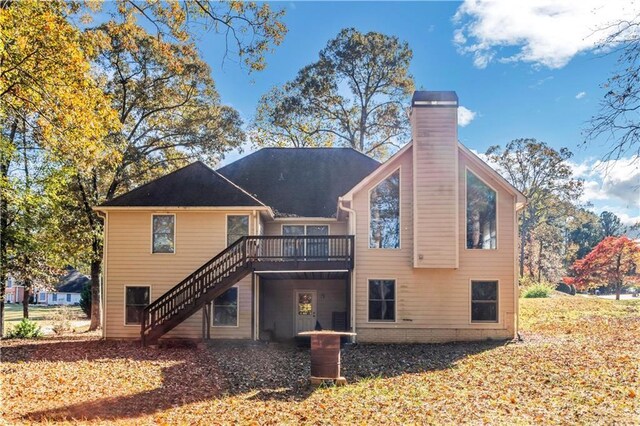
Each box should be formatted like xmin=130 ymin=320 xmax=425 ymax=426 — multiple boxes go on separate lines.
xmin=105 ymin=210 xmax=257 ymax=339
xmin=411 ymin=106 xmax=459 ymax=268
xmin=351 ymin=146 xmax=517 ymax=343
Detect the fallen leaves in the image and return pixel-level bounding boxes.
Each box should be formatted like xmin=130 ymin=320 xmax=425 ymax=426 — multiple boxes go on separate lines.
xmin=0 ymin=296 xmax=638 ymax=424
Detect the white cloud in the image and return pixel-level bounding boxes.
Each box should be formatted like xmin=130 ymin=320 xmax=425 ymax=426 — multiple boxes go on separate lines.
xmin=458 ymin=106 xmax=477 ymax=127
xmin=575 ymin=91 xmax=587 ymax=99
xmin=529 ymin=76 xmax=554 ymax=89
xmin=453 ymin=0 xmax=640 ymax=69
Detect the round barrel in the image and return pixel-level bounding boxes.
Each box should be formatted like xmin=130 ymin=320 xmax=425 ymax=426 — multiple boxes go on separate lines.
xmin=310 ymin=334 xmax=341 ymax=378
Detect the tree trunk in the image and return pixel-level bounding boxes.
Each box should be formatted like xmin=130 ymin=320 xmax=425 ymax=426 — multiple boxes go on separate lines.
xmin=0 ymin=300 xmax=4 ymax=337
xmin=22 ymin=280 xmax=31 ymax=318
xmin=89 ymin=256 xmax=101 ymax=330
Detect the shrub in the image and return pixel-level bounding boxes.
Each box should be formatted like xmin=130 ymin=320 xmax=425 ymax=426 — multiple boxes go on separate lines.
xmin=79 ymin=283 xmax=91 ymax=318
xmin=522 ymin=282 xmax=555 ymax=298
xmin=51 ymin=306 xmax=73 ymax=335
xmin=6 ymin=318 xmax=42 ymax=339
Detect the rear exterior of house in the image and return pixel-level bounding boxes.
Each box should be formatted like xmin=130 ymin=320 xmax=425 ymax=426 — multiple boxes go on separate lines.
xmin=96 ymin=91 xmax=525 ymax=344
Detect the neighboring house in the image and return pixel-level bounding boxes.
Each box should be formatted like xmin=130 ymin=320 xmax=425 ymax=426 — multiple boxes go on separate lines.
xmin=95 ymin=91 xmax=526 ymax=345
xmin=37 ymin=267 xmax=87 ymax=306
xmin=5 ymin=276 xmax=25 ymax=304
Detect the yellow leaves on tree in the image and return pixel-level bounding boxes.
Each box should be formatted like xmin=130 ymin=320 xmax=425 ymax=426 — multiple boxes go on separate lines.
xmin=0 ymin=0 xmax=119 ymax=167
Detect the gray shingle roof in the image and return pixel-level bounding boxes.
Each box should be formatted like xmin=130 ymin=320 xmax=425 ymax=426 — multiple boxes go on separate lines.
xmin=101 ymin=161 xmax=264 ymax=208
xmin=217 ymin=148 xmax=380 ymax=217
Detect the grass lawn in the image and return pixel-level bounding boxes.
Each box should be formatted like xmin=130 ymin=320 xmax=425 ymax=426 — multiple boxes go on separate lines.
xmin=3 ymin=304 xmax=89 ymax=335
xmin=1 ymin=295 xmax=638 ymax=424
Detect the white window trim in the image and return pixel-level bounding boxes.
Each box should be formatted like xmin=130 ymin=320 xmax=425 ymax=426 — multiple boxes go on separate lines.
xmin=211 ymin=285 xmax=239 ymax=328
xmin=124 ymin=285 xmax=152 ymax=326
xmin=366 ymin=278 xmax=398 ymax=323
xmin=469 ymin=279 xmax=500 ymax=325
xmin=464 ymin=167 xmax=499 ymax=251
xmin=367 ymin=167 xmax=401 ymax=250
xmin=150 ymin=213 xmax=176 ymax=254
xmin=225 ymin=213 xmax=251 ymax=247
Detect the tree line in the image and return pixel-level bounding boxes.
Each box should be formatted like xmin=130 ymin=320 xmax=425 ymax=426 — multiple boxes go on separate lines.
xmin=2 ymin=1 xmax=639 ymax=336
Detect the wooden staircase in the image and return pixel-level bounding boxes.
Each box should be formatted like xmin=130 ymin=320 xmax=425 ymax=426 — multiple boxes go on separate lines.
xmin=140 ymin=235 xmax=354 ymax=346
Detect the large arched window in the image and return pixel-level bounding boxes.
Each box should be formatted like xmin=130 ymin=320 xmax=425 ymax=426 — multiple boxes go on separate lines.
xmin=466 ymin=171 xmax=497 ymax=249
xmin=369 ymin=169 xmax=400 ymax=249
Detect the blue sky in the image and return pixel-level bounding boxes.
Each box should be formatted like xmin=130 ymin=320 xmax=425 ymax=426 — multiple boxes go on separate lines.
xmin=187 ymin=1 xmax=638 ymax=224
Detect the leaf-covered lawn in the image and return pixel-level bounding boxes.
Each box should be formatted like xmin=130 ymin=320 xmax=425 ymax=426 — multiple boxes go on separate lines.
xmin=3 ymin=304 xmax=89 ymax=335
xmin=1 ymin=296 xmax=638 ymax=424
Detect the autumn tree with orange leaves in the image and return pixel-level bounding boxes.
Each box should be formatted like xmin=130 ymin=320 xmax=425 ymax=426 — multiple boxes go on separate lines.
xmin=564 ymin=236 xmax=640 ymax=300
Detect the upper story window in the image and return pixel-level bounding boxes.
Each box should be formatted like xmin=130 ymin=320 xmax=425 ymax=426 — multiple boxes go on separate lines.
xmin=152 ymin=214 xmax=175 ymax=253
xmin=282 ymin=225 xmax=329 ymax=258
xmin=227 ymin=215 xmax=249 ymax=246
xmin=369 ymin=169 xmax=400 ymax=249
xmin=466 ymin=171 xmax=497 ymax=249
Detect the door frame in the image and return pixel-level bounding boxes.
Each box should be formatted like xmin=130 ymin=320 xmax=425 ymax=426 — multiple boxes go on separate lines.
xmin=293 ymin=289 xmax=317 ymax=336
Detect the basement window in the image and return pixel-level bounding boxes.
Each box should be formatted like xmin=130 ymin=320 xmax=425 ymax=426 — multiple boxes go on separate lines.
xmin=212 ymin=286 xmax=238 ymax=327
xmin=125 ymin=286 xmax=150 ymax=325
xmin=368 ymin=279 xmax=396 ymax=321
xmin=369 ymin=169 xmax=400 ymax=249
xmin=152 ymin=214 xmax=175 ymax=253
xmin=471 ymin=281 xmax=498 ymax=323
xmin=466 ymin=171 xmax=497 ymax=249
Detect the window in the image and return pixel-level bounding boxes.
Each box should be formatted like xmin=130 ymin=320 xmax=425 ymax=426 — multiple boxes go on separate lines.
xmin=282 ymin=225 xmax=329 ymax=258
xmin=66 ymin=294 xmax=72 ymax=302
xmin=467 ymin=172 xmax=497 ymax=249
xmin=125 ymin=286 xmax=150 ymax=325
xmin=212 ymin=287 xmax=238 ymax=326
xmin=368 ymin=279 xmax=395 ymax=321
xmin=39 ymin=293 xmax=45 ymax=301
xmin=7 ymin=277 xmax=12 ymax=288
xmin=152 ymin=215 xmax=175 ymax=253
xmin=52 ymin=293 xmax=58 ymax=302
xmin=369 ymin=170 xmax=400 ymax=249
xmin=471 ymin=281 xmax=498 ymax=322
xmin=283 ymin=225 xmax=305 ymax=257
xmin=227 ymin=215 xmax=249 ymax=246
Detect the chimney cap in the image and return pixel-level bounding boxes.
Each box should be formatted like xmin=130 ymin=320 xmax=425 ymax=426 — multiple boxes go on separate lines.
xmin=412 ymin=91 xmax=458 ymax=107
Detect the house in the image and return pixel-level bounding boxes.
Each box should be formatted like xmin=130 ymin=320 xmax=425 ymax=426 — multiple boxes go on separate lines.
xmin=95 ymin=91 xmax=526 ymax=345
xmin=37 ymin=266 xmax=87 ymax=306
xmin=5 ymin=276 xmax=25 ymax=304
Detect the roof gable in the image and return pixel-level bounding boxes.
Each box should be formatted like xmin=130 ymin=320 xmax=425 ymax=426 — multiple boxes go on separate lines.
xmin=100 ymin=161 xmax=265 ymax=208
xmin=217 ymin=148 xmax=380 ymax=217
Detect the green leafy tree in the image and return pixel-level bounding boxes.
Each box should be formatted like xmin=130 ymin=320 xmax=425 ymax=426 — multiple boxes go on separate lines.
xmin=0 ymin=0 xmax=118 ymax=336
xmin=600 ymin=211 xmax=624 ymax=237
xmin=252 ymin=28 xmax=414 ymax=158
xmin=74 ymin=1 xmax=286 ymax=329
xmin=486 ymin=139 xmax=584 ymax=279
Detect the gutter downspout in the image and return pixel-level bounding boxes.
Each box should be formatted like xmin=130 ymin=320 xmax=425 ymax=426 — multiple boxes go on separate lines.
xmin=338 ymin=197 xmax=357 ymax=343
xmin=95 ymin=210 xmax=107 ymax=339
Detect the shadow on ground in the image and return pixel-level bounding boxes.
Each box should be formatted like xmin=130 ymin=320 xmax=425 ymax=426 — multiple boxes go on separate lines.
xmin=3 ymin=336 xmax=508 ymax=422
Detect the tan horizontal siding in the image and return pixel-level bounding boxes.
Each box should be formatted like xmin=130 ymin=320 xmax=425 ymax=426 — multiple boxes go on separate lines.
xmin=105 ymin=210 xmax=259 ymax=339
xmin=350 ymin=143 xmax=517 ymax=342
xmin=411 ymin=107 xmax=459 ymax=268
